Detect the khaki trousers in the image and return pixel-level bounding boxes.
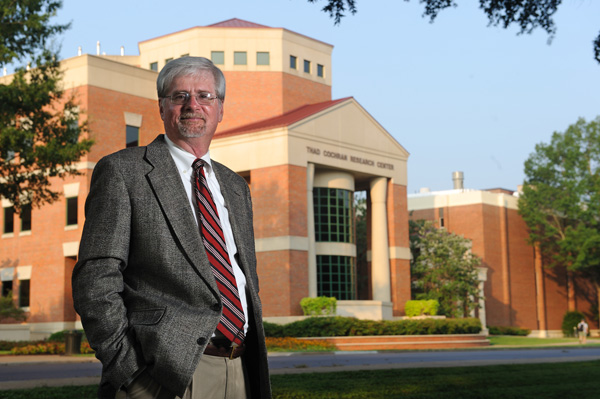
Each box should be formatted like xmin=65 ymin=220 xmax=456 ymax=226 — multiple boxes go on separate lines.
xmin=115 ymin=355 xmax=247 ymax=399
xmin=183 ymin=354 xmax=247 ymax=399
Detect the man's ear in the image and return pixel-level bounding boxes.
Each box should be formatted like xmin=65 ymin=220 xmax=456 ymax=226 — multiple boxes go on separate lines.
xmin=159 ymin=99 xmax=165 ymax=121
xmin=218 ymin=100 xmax=224 ymax=123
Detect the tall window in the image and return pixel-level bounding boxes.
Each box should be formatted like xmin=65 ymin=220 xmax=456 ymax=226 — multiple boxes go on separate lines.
xmin=317 ymin=255 xmax=356 ymax=300
xmin=66 ymin=197 xmax=78 ymax=226
xmin=18 ymin=279 xmax=30 ymax=307
xmin=313 ymin=188 xmax=354 ymax=243
xmin=317 ymin=64 xmax=325 ymax=78
xmin=257 ymin=52 xmax=270 ymax=65
xmin=126 ymin=125 xmax=139 ymax=148
xmin=3 ymin=206 xmax=14 ymax=234
xmin=211 ymin=51 xmax=224 ymax=65
xmin=1 ymin=268 xmax=12 ymax=297
xmin=20 ymin=204 xmax=31 ymax=232
xmin=290 ymin=55 xmax=297 ymax=69
xmin=304 ymin=60 xmax=311 ymax=73
xmin=234 ymin=51 xmax=247 ymax=65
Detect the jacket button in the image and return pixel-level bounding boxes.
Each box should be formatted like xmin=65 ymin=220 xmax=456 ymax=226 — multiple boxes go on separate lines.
xmin=210 ymin=303 xmax=221 ymax=312
xmin=197 ymin=337 xmax=207 ymax=346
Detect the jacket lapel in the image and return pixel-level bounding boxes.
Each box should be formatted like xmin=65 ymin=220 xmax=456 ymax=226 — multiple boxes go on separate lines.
xmin=144 ymin=135 xmax=219 ymax=295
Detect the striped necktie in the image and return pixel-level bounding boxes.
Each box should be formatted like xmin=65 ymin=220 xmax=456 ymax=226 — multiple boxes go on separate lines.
xmin=192 ymin=158 xmax=245 ymax=345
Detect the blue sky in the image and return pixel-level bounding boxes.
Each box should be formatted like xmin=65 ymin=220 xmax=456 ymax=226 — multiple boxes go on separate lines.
xmin=46 ymin=0 xmax=600 ymax=193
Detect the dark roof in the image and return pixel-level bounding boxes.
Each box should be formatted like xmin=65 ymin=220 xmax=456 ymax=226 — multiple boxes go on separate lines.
xmin=216 ymin=97 xmax=352 ymax=138
xmin=207 ymin=18 xmax=271 ymax=28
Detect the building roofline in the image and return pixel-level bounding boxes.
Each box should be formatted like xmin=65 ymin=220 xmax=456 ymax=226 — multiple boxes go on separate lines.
xmin=138 ymin=18 xmax=333 ymax=48
xmin=215 ymin=97 xmax=352 ymax=138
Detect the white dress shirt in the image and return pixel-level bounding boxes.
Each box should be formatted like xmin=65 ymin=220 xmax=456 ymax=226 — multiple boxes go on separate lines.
xmin=164 ymin=135 xmax=249 ymax=335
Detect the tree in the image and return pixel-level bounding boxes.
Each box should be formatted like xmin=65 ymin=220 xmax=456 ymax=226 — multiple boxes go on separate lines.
xmin=0 ymin=291 xmax=26 ymax=322
xmin=312 ymin=0 xmax=600 ymax=65
xmin=0 ymin=0 xmax=93 ymax=214
xmin=410 ymin=220 xmax=482 ymax=318
xmin=518 ymin=116 xmax=600 ymax=320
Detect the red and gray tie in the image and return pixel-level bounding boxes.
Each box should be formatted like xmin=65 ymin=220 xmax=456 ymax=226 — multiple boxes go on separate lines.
xmin=193 ymin=158 xmax=245 ymax=345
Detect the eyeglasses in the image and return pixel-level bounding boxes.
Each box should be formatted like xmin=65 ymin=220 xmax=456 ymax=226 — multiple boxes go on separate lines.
xmin=163 ymin=91 xmax=219 ymax=105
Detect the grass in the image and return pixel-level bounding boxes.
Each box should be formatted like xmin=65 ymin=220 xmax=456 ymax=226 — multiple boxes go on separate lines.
xmin=488 ymin=335 xmax=598 ymax=346
xmin=2 ymin=361 xmax=599 ymax=398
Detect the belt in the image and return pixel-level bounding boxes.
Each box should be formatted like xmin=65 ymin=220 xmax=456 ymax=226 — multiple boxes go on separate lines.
xmin=203 ymin=340 xmax=246 ymax=359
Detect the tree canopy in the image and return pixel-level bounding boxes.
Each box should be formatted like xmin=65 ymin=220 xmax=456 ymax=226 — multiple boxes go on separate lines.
xmin=312 ymin=0 xmax=600 ymax=64
xmin=518 ymin=117 xmax=600 ymax=308
xmin=410 ymin=219 xmax=482 ymax=318
xmin=0 ymin=0 xmax=93 ymax=213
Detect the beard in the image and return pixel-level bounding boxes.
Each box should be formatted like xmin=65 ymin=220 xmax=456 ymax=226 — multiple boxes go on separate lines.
xmin=177 ymin=113 xmax=207 ymax=137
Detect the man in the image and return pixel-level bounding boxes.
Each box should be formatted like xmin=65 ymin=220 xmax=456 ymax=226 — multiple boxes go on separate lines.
xmin=577 ymin=319 xmax=589 ymax=344
xmin=72 ymin=57 xmax=271 ymax=399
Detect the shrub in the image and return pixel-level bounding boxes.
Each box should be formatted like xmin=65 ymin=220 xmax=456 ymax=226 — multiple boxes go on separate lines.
xmin=0 ymin=291 xmax=27 ymax=322
xmin=10 ymin=342 xmax=64 ymax=355
xmin=47 ymin=329 xmax=87 ymax=343
xmin=562 ymin=311 xmax=586 ymax=337
xmin=405 ymin=300 xmax=439 ymax=317
xmin=300 ymin=297 xmax=337 ymax=316
xmin=266 ymin=337 xmax=336 ymax=352
xmin=263 ymin=316 xmax=481 ymax=337
xmin=263 ymin=321 xmax=285 ymax=338
xmin=488 ymin=326 xmax=531 ymax=336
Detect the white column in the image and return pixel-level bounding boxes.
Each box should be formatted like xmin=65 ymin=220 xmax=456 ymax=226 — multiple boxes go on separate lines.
xmin=477 ymin=267 xmax=489 ymax=336
xmin=370 ymin=177 xmax=391 ymax=302
xmin=306 ymin=163 xmax=317 ymax=297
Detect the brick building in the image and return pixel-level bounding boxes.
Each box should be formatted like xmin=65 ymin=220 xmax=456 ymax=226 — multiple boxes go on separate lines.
xmin=0 ymin=19 xmax=411 ymax=339
xmin=408 ymin=172 xmax=598 ymax=337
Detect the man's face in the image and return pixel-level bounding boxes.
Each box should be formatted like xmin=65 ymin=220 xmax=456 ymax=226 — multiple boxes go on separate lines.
xmin=159 ymin=71 xmax=223 ymax=141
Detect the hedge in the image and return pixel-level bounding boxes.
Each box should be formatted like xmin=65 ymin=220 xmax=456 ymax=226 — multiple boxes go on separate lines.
xmin=488 ymin=325 xmax=531 ymax=336
xmin=263 ymin=316 xmax=481 ymax=337
xmin=404 ymin=300 xmax=439 ymax=317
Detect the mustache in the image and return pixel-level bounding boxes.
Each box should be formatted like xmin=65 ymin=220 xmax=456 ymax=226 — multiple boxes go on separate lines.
xmin=179 ymin=113 xmax=205 ymax=120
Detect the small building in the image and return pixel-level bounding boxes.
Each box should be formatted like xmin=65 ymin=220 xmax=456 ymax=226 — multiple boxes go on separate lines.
xmin=408 ymin=172 xmax=598 ymax=337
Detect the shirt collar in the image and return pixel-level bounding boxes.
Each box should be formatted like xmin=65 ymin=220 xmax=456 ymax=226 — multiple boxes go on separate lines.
xmin=164 ymin=134 xmax=213 ymax=176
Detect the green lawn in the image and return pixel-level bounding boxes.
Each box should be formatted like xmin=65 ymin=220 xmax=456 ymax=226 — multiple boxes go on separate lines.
xmin=2 ymin=361 xmax=599 ymax=399
xmin=488 ymin=335 xmax=597 ymax=346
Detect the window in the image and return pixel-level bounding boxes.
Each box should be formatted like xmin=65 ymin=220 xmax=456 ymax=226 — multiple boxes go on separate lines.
xmin=313 ymin=188 xmax=354 ymax=243
xmin=3 ymin=206 xmax=14 ymax=234
xmin=21 ymin=204 xmax=31 ymax=232
xmin=165 ymin=57 xmax=173 ymax=64
xmin=180 ymin=53 xmax=189 ymax=58
xmin=317 ymin=255 xmax=356 ymax=300
xmin=290 ymin=55 xmax=297 ymax=69
xmin=439 ymin=208 xmax=445 ymax=228
xmin=211 ymin=51 xmax=224 ymax=65
xmin=18 ymin=279 xmax=30 ymax=307
xmin=304 ymin=60 xmax=311 ymax=73
xmin=317 ymin=64 xmax=324 ymax=78
xmin=234 ymin=51 xmax=247 ymax=65
xmin=0 ymin=268 xmax=13 ymax=297
xmin=256 ymin=52 xmax=270 ymax=65
xmin=126 ymin=125 xmax=139 ymax=148
xmin=66 ymin=197 xmax=78 ymax=226
xmin=1 ymin=280 xmax=12 ymax=297
xmin=149 ymin=62 xmax=158 ymax=71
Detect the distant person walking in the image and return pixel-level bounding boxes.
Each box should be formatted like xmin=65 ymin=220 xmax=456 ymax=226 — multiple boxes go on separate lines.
xmin=577 ymin=319 xmax=589 ymax=344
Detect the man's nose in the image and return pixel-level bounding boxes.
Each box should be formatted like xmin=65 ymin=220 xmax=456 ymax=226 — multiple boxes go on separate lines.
xmin=183 ymin=94 xmax=202 ymax=108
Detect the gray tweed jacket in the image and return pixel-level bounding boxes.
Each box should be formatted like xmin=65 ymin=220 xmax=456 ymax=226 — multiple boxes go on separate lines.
xmin=72 ymin=135 xmax=271 ymax=398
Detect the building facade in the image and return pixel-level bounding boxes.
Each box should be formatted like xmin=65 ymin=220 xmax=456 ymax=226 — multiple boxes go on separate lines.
xmin=0 ymin=19 xmax=411 ymax=339
xmin=408 ymin=174 xmax=598 ymax=337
